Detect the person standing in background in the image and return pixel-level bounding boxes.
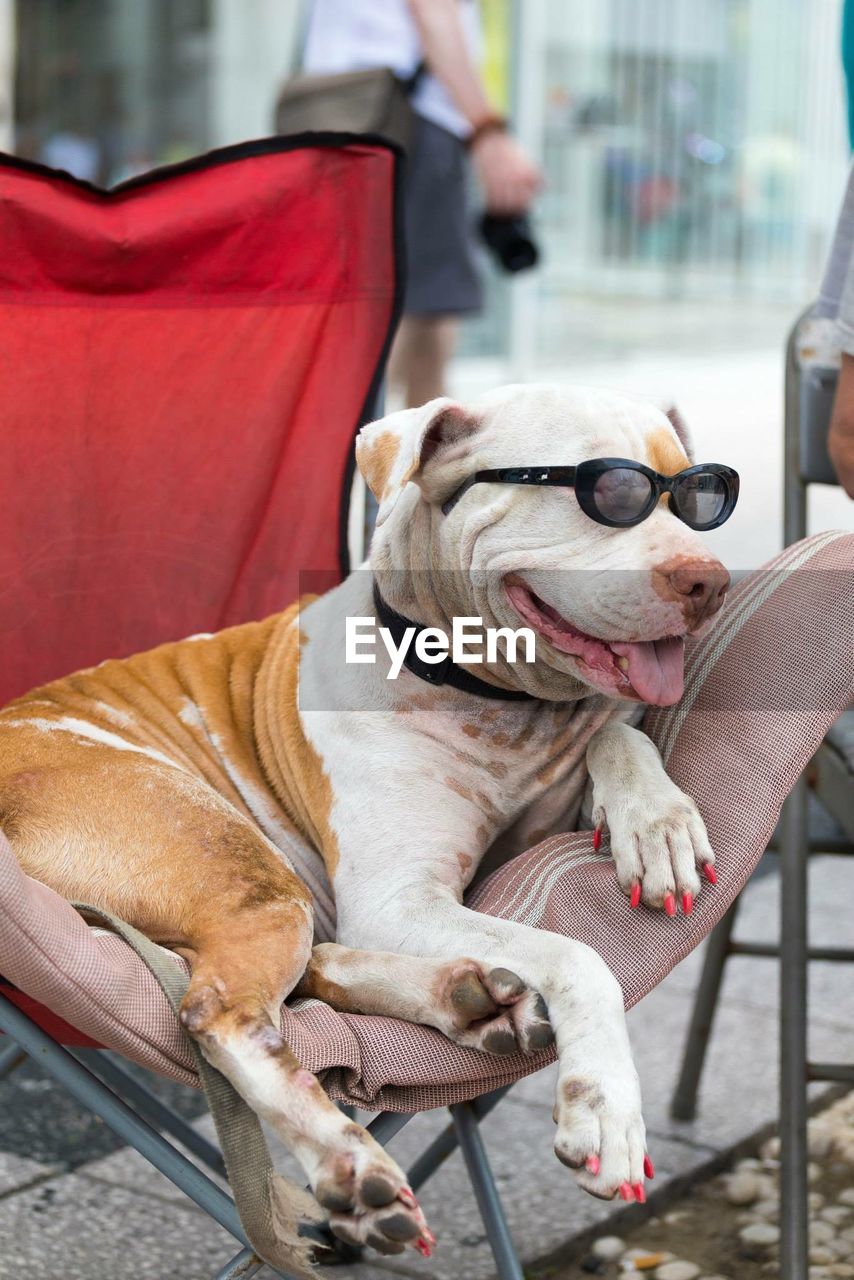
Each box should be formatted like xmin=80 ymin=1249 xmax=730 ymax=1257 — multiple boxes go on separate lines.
xmin=814 ymin=6 xmax=854 ymax=498
xmin=843 ymin=0 xmax=854 ymax=151
xmin=819 ymin=166 xmax=854 ymax=497
xmin=302 ymin=0 xmax=542 ymax=407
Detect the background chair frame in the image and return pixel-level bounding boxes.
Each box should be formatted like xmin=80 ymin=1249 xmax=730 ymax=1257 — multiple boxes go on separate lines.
xmin=669 ymin=309 xmax=854 ymax=1280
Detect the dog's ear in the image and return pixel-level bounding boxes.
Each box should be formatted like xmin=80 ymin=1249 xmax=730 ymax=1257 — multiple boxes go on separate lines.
xmin=356 ymin=398 xmax=480 ymax=526
xmin=664 ymin=404 xmax=695 ymax=462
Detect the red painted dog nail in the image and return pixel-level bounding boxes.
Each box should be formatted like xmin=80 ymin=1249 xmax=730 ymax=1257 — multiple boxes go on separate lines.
xmin=592 ymin=824 xmax=603 ymax=852
xmin=664 ymin=893 xmax=677 ymax=917
xmin=633 ymin=1182 xmax=646 ymax=1203
xmin=399 ymin=1187 xmax=417 ymax=1208
xmin=619 ymin=1182 xmax=634 ymax=1202
xmin=703 ymin=863 xmax=718 ymax=885
xmin=586 ymin=1154 xmax=600 ymax=1175
xmin=630 ymin=882 xmax=642 ymax=910
xmin=643 ymin=1154 xmax=655 ymax=1180
xmin=682 ymin=892 xmax=694 ymax=916
xmin=416 ymin=1239 xmax=433 ymax=1258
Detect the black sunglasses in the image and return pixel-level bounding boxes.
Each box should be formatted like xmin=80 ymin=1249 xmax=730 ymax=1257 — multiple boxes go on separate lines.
xmin=441 ymin=458 xmax=740 ymax=531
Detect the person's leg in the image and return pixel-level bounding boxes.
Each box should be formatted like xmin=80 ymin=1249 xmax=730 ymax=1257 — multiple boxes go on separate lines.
xmin=387 ymin=315 xmax=459 ymax=407
xmin=391 ymin=115 xmax=480 ymax=410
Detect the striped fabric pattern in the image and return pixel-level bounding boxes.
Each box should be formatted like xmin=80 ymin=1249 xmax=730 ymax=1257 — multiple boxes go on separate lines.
xmin=1 ymin=532 xmax=851 ymax=1112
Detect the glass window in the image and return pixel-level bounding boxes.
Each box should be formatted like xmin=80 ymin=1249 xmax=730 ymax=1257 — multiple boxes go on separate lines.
xmin=9 ymin=0 xmax=850 ymax=367
xmin=14 ymin=0 xmax=213 ymax=186
xmin=523 ymin=0 xmax=849 ymax=364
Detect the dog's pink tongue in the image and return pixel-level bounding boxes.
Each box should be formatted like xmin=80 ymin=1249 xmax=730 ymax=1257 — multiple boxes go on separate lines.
xmin=610 ymin=637 xmax=686 ymax=705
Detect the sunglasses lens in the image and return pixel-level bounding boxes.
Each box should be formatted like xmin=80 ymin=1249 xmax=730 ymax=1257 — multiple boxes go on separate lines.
xmin=673 ymin=471 xmax=730 ymax=527
xmin=592 ymin=467 xmax=654 ymax=524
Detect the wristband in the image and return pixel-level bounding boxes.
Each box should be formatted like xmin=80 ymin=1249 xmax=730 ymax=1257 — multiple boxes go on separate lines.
xmin=467 ymin=114 xmax=508 ymax=150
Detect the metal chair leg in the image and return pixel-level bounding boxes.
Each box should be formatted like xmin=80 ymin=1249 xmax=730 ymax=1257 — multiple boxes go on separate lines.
xmin=670 ymin=899 xmax=740 ymax=1120
xmin=366 ymin=1109 xmax=412 ymax=1144
xmin=406 ymin=1087 xmax=509 ymax=1192
xmin=0 ymin=993 xmax=249 ymax=1248
xmin=780 ymin=776 xmax=810 ymax=1279
xmin=211 ymin=1247 xmax=265 ymax=1280
xmin=451 ymin=1101 xmax=524 ymax=1280
xmin=0 ymin=1037 xmax=26 ymax=1079
xmin=77 ymin=1049 xmax=227 ymax=1178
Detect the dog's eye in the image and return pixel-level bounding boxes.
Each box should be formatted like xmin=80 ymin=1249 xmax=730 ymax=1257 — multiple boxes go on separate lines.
xmin=673 ymin=472 xmax=729 ymax=526
xmin=593 ymin=469 xmax=653 ymax=522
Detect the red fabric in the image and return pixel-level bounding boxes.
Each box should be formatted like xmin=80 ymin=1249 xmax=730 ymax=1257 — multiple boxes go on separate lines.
xmin=0 ymin=138 xmax=401 ymax=704
xmin=0 ymin=983 xmax=102 ymax=1049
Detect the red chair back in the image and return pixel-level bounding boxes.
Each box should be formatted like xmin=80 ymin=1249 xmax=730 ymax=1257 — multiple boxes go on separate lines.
xmin=0 ymin=136 xmax=402 ymax=704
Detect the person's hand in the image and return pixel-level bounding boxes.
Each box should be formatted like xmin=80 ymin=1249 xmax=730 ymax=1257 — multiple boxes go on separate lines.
xmin=829 ymin=417 xmax=854 ymax=497
xmin=829 ymin=352 xmax=854 ymax=498
xmin=471 ymin=131 xmax=543 ymax=216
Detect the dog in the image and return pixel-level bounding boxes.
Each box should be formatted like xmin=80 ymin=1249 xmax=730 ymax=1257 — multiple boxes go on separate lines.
xmin=0 ymin=384 xmax=732 ymax=1257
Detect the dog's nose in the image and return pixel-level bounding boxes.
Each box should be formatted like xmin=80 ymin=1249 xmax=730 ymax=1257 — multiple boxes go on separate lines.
xmin=654 ymin=558 xmax=730 ymax=627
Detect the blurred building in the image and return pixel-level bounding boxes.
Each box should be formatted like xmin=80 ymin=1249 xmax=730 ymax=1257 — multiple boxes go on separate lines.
xmin=6 ymin=0 xmax=850 ymax=371
xmin=506 ymin=0 xmax=849 ymax=371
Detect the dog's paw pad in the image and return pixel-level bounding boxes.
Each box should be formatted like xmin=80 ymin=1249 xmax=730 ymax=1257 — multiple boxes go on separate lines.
xmin=316 ymin=1139 xmax=432 ymax=1257
xmin=326 ymin=1181 xmax=430 ymax=1256
xmin=438 ymin=961 xmax=553 ymax=1056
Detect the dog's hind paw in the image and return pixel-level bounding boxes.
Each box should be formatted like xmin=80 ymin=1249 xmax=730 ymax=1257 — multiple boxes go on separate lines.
xmin=315 ymin=1134 xmax=433 ymax=1257
xmin=434 ymin=962 xmax=554 ymax=1056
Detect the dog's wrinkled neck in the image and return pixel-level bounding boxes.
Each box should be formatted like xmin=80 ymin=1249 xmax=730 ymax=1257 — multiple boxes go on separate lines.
xmin=369 ymin=496 xmax=591 ymax=703
xmin=370 ymin=497 xmax=526 ymax=695
xmin=372 ymin=581 xmax=535 ymax=702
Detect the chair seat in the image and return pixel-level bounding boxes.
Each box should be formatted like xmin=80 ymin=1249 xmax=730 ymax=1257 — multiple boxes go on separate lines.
xmin=4 ymin=531 xmax=853 ymax=1110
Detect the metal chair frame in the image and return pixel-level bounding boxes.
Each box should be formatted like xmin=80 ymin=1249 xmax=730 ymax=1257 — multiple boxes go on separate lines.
xmin=0 ymin=982 xmax=524 ymax=1280
xmin=669 ymin=310 xmax=854 ymax=1280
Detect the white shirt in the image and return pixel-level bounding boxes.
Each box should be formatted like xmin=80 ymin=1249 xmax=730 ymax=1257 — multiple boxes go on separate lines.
xmin=302 ymin=0 xmax=481 ymax=140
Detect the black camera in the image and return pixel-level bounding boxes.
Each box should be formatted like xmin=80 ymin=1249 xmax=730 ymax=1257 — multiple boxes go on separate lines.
xmin=479 ymin=213 xmax=540 ymax=274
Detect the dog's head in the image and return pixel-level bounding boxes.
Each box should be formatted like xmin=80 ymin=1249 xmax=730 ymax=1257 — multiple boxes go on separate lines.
xmin=356 ymin=384 xmax=731 ymax=705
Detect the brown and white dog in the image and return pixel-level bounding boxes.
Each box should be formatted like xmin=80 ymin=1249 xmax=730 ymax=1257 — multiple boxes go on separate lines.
xmin=0 ymin=384 xmax=729 ymax=1256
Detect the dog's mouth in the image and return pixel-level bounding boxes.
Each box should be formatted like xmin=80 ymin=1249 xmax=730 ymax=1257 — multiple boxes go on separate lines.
xmin=505 ymin=578 xmax=686 ymax=705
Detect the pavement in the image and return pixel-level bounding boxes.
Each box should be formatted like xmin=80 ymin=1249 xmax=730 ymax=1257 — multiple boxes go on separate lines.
xmin=1 ymin=340 xmax=852 ymax=1279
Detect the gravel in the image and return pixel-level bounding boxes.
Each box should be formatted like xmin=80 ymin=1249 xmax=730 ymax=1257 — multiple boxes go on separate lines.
xmin=550 ymin=1090 xmax=854 ymax=1280
xmin=653 ymin=1264 xmax=702 ymax=1280
xmin=591 ymin=1236 xmax=627 ymax=1261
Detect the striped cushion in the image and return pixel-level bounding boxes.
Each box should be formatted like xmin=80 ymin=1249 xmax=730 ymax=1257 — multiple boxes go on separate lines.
xmin=0 ymin=532 xmax=851 ymax=1111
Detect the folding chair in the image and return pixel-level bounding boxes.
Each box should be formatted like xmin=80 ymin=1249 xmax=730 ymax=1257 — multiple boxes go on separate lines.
xmin=0 ymin=135 xmax=408 ymax=1280
xmin=0 ymin=133 xmax=541 ymax=1280
xmin=669 ymin=308 xmax=854 ymax=1279
xmin=0 ymin=149 xmax=851 ymax=1280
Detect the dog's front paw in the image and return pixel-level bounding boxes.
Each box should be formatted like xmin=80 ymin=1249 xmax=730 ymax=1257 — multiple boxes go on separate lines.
xmin=553 ymin=1063 xmax=651 ymax=1203
xmin=593 ymin=785 xmax=716 ymax=916
xmin=433 ymin=961 xmax=555 ymax=1056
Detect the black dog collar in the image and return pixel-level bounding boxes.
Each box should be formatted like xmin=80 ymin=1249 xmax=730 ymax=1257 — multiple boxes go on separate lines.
xmin=372 ymin=583 xmax=535 ymax=701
